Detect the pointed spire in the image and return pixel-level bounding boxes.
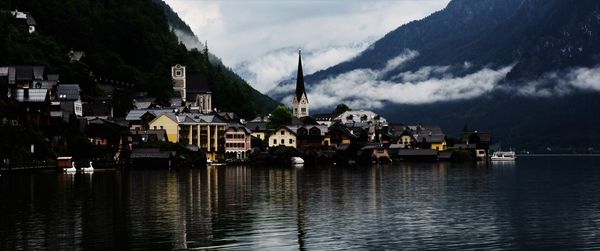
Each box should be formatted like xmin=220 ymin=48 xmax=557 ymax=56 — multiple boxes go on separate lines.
xmin=295 ymin=50 xmax=306 ymax=102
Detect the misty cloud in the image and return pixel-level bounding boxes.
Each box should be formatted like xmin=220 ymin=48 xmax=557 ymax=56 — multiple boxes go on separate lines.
xmin=235 ymin=40 xmax=373 ymax=93
xmin=513 ymin=65 xmax=600 ymax=97
xmin=281 ymin=51 xmax=513 ymax=110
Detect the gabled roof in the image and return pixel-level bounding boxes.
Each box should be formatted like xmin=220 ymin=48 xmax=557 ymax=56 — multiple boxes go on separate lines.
xmin=57 ymin=84 xmax=81 ymax=100
xmin=313 ymin=113 xmax=334 ymax=120
xmin=23 ymin=12 xmax=36 ymax=26
xmin=246 ymin=121 xmax=268 ymax=132
xmin=125 ymin=109 xmax=174 ymax=121
xmin=271 ymin=125 xmax=298 ymax=136
xmin=226 ymin=123 xmax=251 ymax=134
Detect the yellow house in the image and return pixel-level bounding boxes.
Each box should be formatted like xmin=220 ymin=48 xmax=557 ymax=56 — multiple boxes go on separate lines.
xmin=148 ymin=114 xmax=179 ymax=143
xmin=268 ymin=126 xmax=297 ymax=148
xmin=148 ymin=113 xmax=227 ymax=161
xmin=431 ymin=140 xmax=447 ymax=151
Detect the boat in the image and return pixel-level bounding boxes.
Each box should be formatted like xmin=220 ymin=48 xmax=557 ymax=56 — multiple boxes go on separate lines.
xmin=64 ymin=162 xmax=77 ymax=173
xmin=81 ymin=161 xmax=94 ymax=172
xmin=291 ymin=157 xmax=305 ymax=164
xmin=491 ymin=151 xmax=516 ymax=161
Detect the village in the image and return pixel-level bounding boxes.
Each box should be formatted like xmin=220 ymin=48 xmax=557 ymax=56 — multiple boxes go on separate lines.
xmin=0 ymin=11 xmax=491 ymax=170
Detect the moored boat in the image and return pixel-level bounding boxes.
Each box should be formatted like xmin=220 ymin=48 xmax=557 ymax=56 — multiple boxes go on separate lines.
xmin=491 ymin=151 xmax=516 ymax=161
xmin=291 ymin=157 xmax=304 ymax=164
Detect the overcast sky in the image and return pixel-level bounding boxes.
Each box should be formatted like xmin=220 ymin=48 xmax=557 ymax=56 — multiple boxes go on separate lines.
xmin=164 ymin=0 xmax=450 ymax=92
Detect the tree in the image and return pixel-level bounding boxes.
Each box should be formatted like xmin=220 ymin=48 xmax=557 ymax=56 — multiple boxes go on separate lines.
xmin=334 ymin=103 xmax=351 ymax=115
xmin=267 ymin=105 xmax=292 ymax=129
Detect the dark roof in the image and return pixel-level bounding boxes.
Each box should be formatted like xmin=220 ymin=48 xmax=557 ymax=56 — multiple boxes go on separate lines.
xmin=313 ymin=113 xmax=334 ymax=120
xmin=15 ymin=66 xmax=34 ymax=81
xmin=461 ymin=132 xmax=491 ymax=143
xmin=415 ymin=134 xmax=445 ymax=144
xmin=24 ymin=12 xmax=36 ymax=26
xmin=227 ymin=123 xmax=251 ymax=133
xmin=246 ymin=121 xmax=268 ymax=132
xmin=57 ymin=84 xmax=81 ymax=100
xmin=295 ymin=50 xmax=306 ymax=101
xmin=186 ymin=74 xmax=211 ymax=95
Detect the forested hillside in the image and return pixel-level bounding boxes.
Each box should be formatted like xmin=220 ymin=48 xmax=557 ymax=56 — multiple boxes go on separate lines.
xmin=1 ymin=0 xmax=278 ymax=118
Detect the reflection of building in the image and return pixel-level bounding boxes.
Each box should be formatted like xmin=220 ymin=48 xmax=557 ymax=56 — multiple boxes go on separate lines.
xmin=292 ymin=51 xmax=309 ymax=118
xmin=171 ymin=64 xmax=212 ymax=113
xmin=148 ymin=113 xmax=226 ymax=160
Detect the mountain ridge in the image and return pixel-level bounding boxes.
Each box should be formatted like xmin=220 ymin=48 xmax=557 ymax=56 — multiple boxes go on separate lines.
xmin=290 ymin=0 xmax=600 ymax=151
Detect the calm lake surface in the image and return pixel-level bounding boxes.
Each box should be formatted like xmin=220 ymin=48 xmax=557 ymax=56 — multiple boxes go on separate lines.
xmin=2 ymin=157 xmax=600 ymax=250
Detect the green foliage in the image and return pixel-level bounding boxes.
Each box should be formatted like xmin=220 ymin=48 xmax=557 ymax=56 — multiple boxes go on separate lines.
xmin=0 ymin=123 xmax=54 ymax=162
xmin=334 ymin=103 xmax=351 ymax=115
xmin=3 ymin=1 xmax=278 ymax=118
xmin=267 ymin=105 xmax=292 ymax=129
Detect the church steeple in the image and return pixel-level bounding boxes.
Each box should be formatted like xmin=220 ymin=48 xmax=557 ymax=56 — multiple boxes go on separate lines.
xmin=295 ymin=50 xmax=307 ymax=102
xmin=292 ymin=50 xmax=309 ymax=118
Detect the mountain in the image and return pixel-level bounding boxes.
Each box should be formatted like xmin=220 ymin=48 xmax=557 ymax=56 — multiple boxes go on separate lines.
xmin=1 ymin=0 xmax=278 ymax=119
xmin=282 ymin=0 xmax=600 ymax=152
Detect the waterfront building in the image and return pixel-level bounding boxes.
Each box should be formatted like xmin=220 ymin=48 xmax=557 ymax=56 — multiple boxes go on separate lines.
xmin=224 ymin=124 xmax=252 ymax=160
xmin=268 ymin=126 xmax=298 ymax=148
xmin=461 ymin=131 xmax=491 ymax=159
xmin=292 ymin=51 xmax=309 ymax=118
xmin=296 ymin=125 xmax=330 ymax=149
xmin=246 ymin=116 xmax=269 ymax=141
xmin=148 ymin=113 xmax=227 ymax=160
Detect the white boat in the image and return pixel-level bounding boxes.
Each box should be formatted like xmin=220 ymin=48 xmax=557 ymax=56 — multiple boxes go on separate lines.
xmin=291 ymin=157 xmax=304 ymax=164
xmin=81 ymin=161 xmax=94 ymax=172
xmin=64 ymin=162 xmax=77 ymax=173
xmin=491 ymin=151 xmax=516 ymax=161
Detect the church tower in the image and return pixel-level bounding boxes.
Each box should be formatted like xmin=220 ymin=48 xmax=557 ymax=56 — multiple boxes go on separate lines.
xmin=292 ymin=50 xmax=309 ymax=118
xmin=171 ymin=64 xmax=186 ymax=102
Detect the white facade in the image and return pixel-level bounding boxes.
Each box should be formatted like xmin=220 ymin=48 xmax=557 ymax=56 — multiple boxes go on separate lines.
xmin=292 ymin=93 xmax=309 ymax=118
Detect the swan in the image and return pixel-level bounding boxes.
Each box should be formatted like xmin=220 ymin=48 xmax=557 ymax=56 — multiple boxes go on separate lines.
xmin=81 ymin=161 xmax=94 ymax=172
xmin=64 ymin=162 xmax=77 ymax=173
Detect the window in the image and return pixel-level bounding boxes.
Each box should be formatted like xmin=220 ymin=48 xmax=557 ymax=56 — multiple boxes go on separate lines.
xmin=289 ymin=139 xmax=293 ymax=144
xmin=280 ymin=130 xmax=285 ymax=135
xmin=160 ymin=126 xmax=163 ymax=130
xmin=273 ymin=139 xmax=276 ymax=144
xmin=281 ymin=139 xmax=284 ymax=144
xmin=301 ymin=108 xmax=306 ymax=112
xmin=153 ymin=126 xmax=157 ymax=129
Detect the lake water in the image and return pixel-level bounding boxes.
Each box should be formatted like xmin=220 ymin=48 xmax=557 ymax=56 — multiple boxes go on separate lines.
xmin=2 ymin=157 xmax=600 ymax=250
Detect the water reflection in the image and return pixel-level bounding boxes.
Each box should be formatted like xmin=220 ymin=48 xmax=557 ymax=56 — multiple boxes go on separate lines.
xmin=2 ymin=158 xmax=600 ymax=249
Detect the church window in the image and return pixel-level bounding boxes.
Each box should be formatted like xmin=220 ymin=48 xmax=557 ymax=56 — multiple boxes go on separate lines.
xmin=301 ymin=108 xmax=306 ymax=113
